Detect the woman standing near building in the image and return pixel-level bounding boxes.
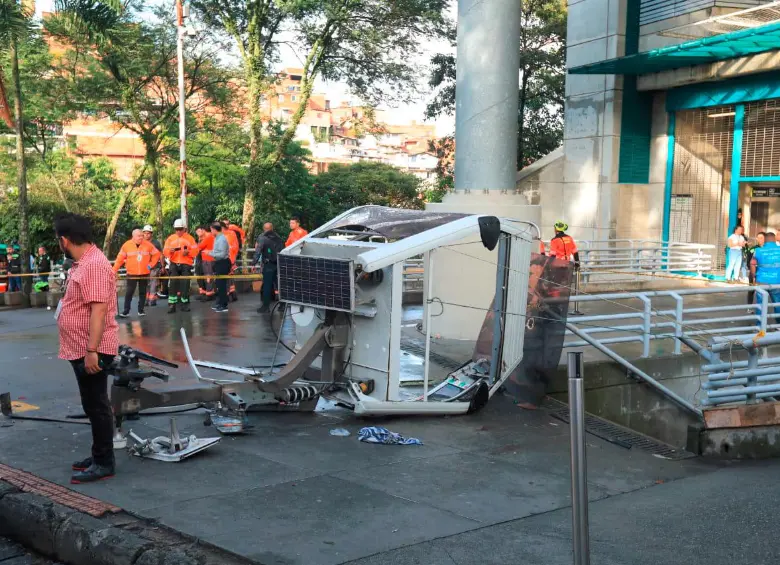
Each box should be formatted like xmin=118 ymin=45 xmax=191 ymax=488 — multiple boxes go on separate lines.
xmin=726 ymin=225 xmax=747 ymax=282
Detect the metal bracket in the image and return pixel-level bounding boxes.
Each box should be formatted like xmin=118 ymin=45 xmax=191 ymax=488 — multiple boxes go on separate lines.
xmin=127 ymin=417 xmax=220 ymax=462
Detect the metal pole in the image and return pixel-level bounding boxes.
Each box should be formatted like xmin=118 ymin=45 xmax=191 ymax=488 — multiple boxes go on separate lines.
xmin=423 ymin=250 xmax=434 ymax=400
xmin=568 ymin=352 xmax=590 ymax=565
xmin=176 ymin=0 xmax=188 ymax=227
xmin=453 ymin=0 xmax=521 ymax=191
xmin=571 ymin=269 xmax=583 ymax=316
xmin=488 ymin=237 xmax=508 ymax=386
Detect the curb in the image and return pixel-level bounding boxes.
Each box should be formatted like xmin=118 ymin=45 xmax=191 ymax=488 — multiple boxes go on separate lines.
xmin=0 ymin=480 xmax=261 ymax=565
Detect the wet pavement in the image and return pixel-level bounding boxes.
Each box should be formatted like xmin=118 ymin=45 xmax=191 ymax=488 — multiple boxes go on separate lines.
xmin=2 ymin=294 xmax=780 ymax=565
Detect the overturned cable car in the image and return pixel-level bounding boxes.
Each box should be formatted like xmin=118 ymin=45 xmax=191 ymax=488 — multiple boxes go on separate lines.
xmin=110 ymin=206 xmax=547 ymax=430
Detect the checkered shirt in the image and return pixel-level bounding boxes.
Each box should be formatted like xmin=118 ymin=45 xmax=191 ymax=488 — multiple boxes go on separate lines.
xmin=57 ymin=245 xmax=119 ymax=361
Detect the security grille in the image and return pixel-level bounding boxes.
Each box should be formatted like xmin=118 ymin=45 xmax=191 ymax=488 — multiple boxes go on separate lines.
xmin=672 ymin=106 xmax=734 ymax=268
xmin=277 ymin=255 xmax=355 ymax=312
xmin=741 ymin=99 xmax=780 ymax=177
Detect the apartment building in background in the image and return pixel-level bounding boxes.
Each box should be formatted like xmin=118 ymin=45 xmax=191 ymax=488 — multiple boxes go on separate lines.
xmin=60 ymin=64 xmax=438 ymax=183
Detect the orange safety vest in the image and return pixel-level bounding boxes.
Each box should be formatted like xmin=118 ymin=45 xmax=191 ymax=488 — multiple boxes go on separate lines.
xmin=228 ymin=224 xmax=246 ymax=246
xmin=113 ymin=240 xmax=160 ymax=275
xmin=198 ymin=232 xmax=215 ymax=262
xmin=163 ymin=233 xmax=197 ymax=266
xmin=285 ymin=227 xmax=309 ymax=248
xmin=549 ymin=234 xmax=578 ymax=261
xmin=223 ymin=228 xmax=239 ymax=263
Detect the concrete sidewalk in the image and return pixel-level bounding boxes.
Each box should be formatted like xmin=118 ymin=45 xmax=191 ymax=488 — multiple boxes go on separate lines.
xmin=1 ymin=296 xmax=779 ymax=565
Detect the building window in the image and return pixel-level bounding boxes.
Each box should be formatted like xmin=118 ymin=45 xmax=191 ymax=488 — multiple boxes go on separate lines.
xmin=287 ymin=86 xmax=295 ymax=91
xmin=291 ymin=95 xmax=297 ymax=102
xmin=325 ymin=100 xmax=331 ymax=110
xmin=279 ymin=95 xmax=285 ymax=103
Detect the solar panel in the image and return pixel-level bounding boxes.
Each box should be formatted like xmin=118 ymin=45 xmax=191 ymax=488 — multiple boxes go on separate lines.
xmin=277 ymin=254 xmax=355 ymax=312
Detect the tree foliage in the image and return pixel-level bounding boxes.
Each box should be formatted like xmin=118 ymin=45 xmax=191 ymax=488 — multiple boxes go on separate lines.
xmin=314 ymin=161 xmax=424 ymax=214
xmin=426 ymin=0 xmax=566 ymax=169
xmin=49 ymin=0 xmax=233 ymax=235
xmin=188 ymin=0 xmax=451 ymax=242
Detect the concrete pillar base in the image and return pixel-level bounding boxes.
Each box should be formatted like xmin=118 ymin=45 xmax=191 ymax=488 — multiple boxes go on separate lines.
xmin=29 ymin=292 xmax=48 ymax=308
xmin=3 ymin=292 xmax=29 ymax=307
xmin=424 ymin=192 xmax=540 ymax=342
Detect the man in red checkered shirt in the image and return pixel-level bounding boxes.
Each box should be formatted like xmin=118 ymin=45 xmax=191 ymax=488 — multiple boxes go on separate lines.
xmin=55 ymin=213 xmax=119 ymax=484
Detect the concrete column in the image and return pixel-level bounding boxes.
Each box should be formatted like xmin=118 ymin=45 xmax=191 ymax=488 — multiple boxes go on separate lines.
xmin=454 ymin=0 xmax=521 ymax=191
xmin=428 ymin=0 xmax=536 ymax=342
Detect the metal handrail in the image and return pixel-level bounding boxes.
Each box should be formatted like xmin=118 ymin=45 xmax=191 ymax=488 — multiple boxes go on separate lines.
xmin=539 ymin=239 xmax=716 ymax=283
xmin=565 ymin=285 xmax=778 ymax=357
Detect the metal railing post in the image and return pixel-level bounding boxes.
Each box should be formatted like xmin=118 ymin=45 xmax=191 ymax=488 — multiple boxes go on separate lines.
xmin=568 ymin=352 xmax=590 ymax=565
xmin=697 ymin=246 xmax=704 ymax=278
xmin=639 ymin=295 xmax=652 ymax=358
xmin=571 ymin=269 xmax=583 ymax=316
xmin=670 ymin=292 xmax=683 ymax=355
xmin=758 ymin=288 xmax=769 ymax=333
xmin=746 ymin=346 xmax=759 ymax=404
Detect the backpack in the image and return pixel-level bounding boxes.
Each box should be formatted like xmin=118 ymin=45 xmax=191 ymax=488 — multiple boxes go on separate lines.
xmin=262 ymin=235 xmax=284 ymax=265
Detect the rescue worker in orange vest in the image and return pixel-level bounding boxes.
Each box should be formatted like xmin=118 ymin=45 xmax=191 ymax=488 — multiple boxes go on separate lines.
xmin=221 ymin=221 xmax=240 ymax=302
xmin=548 ymin=221 xmax=580 ymax=269
xmin=285 ymin=216 xmax=308 ymax=247
xmin=538 ymin=240 xmax=546 ymax=255
xmin=222 ymin=218 xmax=246 ymax=247
xmin=113 ymin=228 xmax=160 ymax=318
xmin=163 ymin=219 xmax=197 ymax=313
xmin=195 ymin=225 xmax=216 ymax=301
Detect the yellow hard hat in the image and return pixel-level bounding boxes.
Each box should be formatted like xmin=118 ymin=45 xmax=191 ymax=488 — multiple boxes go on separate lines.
xmin=554 ymin=221 xmax=568 ymax=232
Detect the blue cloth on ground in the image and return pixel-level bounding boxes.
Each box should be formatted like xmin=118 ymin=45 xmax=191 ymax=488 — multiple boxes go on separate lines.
xmin=357 ymin=426 xmax=422 ymax=445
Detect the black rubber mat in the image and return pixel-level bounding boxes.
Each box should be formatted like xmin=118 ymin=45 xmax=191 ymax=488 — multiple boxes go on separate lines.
xmin=544 ymin=397 xmax=697 ymax=461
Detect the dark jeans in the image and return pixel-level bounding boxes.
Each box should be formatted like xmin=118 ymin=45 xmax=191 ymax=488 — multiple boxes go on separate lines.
xmin=123 ymin=275 xmax=149 ymax=314
xmin=168 ymin=263 xmax=192 ymax=304
xmin=8 ymin=276 xmax=21 ymax=292
xmin=70 ymin=354 xmax=116 ymax=467
xmin=196 ymin=260 xmax=215 ymax=293
xmin=262 ymin=263 xmax=277 ymax=307
xmin=214 ymin=258 xmax=231 ymax=307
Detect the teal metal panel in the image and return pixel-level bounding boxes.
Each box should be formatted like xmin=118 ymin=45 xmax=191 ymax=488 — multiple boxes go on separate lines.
xmin=569 ymin=20 xmax=780 ymax=76
xmin=739 ymin=176 xmax=780 ymax=182
xmin=662 ymin=111 xmax=676 ymax=242
xmin=729 ymin=104 xmax=745 ymax=233
xmin=618 ymin=1 xmax=652 ymax=184
xmin=666 ymin=72 xmax=780 ymax=111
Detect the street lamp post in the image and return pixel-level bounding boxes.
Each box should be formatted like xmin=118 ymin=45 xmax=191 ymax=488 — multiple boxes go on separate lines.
xmin=176 ymin=0 xmax=188 ymax=227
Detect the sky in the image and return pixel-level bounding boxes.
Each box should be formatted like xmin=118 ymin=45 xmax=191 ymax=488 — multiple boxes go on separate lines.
xmin=36 ymin=0 xmax=457 ymax=136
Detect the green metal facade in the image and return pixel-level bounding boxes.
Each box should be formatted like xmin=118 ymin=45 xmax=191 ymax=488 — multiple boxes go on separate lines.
xmin=569 ymin=21 xmax=780 ymax=76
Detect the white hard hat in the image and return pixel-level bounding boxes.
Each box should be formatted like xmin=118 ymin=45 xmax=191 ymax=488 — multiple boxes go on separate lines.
xmin=173 ymin=219 xmax=185 ymax=229
xmin=142 ymin=224 xmax=153 ymax=233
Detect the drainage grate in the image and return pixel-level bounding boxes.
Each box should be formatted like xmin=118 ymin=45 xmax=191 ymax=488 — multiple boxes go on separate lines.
xmin=543 ymin=398 xmax=696 ymax=461
xmin=400 ymin=337 xmax=467 ymax=372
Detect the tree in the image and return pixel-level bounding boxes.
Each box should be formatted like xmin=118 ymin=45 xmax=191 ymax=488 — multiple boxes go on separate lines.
xmin=189 ymin=0 xmax=451 ymax=243
xmin=315 ymin=161 xmax=423 ymax=217
xmin=0 ymin=0 xmax=32 ymax=292
xmin=50 ymin=0 xmax=232 ymax=236
xmin=1 ymin=24 xmax=83 ymax=212
xmin=0 ymin=148 xmax=140 ymax=258
xmin=426 ymin=0 xmax=566 ymax=169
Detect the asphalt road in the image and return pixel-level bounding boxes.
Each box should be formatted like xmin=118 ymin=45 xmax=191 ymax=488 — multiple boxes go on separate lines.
xmin=3 ymin=297 xmax=780 ymax=565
